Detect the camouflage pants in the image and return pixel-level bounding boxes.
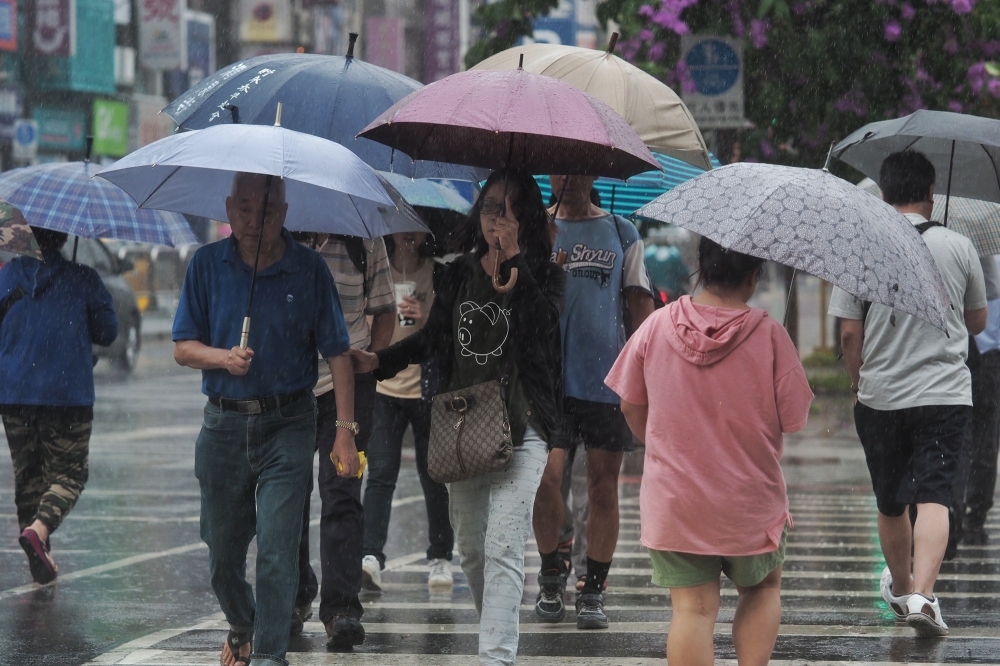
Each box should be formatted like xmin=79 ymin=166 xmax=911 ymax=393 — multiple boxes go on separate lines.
xmin=3 ymin=413 xmax=91 ymax=533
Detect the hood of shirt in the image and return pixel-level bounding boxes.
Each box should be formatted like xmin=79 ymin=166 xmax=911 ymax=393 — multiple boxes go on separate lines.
xmin=11 ymin=249 xmax=67 ymax=298
xmin=665 ymin=295 xmax=767 ymax=366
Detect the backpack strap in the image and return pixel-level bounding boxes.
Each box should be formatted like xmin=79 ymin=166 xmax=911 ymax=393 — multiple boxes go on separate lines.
xmin=332 ymin=235 xmax=369 ymax=294
xmin=860 ymin=221 xmax=941 ymax=327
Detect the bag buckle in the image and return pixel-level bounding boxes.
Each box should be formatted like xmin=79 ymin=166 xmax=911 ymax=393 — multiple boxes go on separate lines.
xmin=448 ymin=396 xmax=469 ymax=412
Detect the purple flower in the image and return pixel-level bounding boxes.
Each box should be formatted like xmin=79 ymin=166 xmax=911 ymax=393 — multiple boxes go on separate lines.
xmin=675 ymin=61 xmax=697 ymax=94
xmin=968 ymin=62 xmax=988 ymax=93
xmin=638 ymin=4 xmax=655 ymax=18
xmin=648 ymin=41 xmax=666 ymax=61
xmin=750 ymin=19 xmax=769 ymax=49
xmin=989 ymin=79 xmax=1000 ymax=99
xmin=949 ymin=0 xmax=974 ymax=14
xmin=884 ymin=20 xmax=902 ymax=42
xmin=948 ymin=100 xmax=964 ymax=112
xmin=901 ymin=3 xmax=916 ymax=19
xmin=639 ymin=29 xmax=655 ymax=41
xmin=943 ymin=38 xmax=959 ymax=55
xmin=759 ymin=138 xmax=777 ymax=159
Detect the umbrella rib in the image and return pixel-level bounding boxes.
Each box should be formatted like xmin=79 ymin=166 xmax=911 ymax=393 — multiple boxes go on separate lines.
xmin=981 ymin=142 xmax=1000 ymax=202
xmin=135 ymin=166 xmax=183 ymax=210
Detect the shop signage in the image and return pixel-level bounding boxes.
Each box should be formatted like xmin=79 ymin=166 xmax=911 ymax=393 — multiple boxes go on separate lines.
xmin=33 ymin=0 xmax=75 ymax=57
xmin=34 ymin=107 xmax=86 ymax=151
xmin=139 ymin=0 xmax=185 ymax=70
xmin=424 ymin=0 xmax=458 ymax=82
xmin=0 ymin=0 xmax=16 ymax=51
xmin=92 ymin=99 xmax=129 ymax=156
xmin=240 ymin=0 xmax=292 ymax=43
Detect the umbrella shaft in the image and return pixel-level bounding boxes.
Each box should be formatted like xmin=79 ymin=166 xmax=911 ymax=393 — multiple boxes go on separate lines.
xmin=240 ymin=316 xmax=251 ymax=350
xmin=244 ymin=175 xmax=274 ymax=318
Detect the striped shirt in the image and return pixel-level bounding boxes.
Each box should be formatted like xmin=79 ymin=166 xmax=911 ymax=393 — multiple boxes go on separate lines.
xmin=314 ymin=237 xmax=395 ymax=396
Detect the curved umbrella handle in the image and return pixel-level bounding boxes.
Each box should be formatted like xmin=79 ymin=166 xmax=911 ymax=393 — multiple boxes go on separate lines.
xmin=492 ymin=243 xmax=517 ymax=293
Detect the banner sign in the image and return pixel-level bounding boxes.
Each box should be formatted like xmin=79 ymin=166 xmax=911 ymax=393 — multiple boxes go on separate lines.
xmin=0 ymin=0 xmax=16 ymax=51
xmin=680 ymin=35 xmax=745 ymax=130
xmin=92 ymin=99 xmax=129 ymax=156
xmin=129 ymin=94 xmax=173 ymax=151
xmin=240 ymin=0 xmax=292 ymax=43
xmin=424 ymin=0 xmax=458 ymax=82
xmin=34 ymin=107 xmax=86 ymax=151
xmin=365 ymin=17 xmax=404 ymax=73
xmin=139 ymin=0 xmax=185 ymax=70
xmin=33 ymin=0 xmax=76 ymax=57
xmin=526 ymin=0 xmax=575 ymax=46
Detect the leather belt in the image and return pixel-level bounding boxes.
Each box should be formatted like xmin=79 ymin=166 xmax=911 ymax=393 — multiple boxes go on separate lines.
xmin=208 ymin=389 xmax=311 ymax=415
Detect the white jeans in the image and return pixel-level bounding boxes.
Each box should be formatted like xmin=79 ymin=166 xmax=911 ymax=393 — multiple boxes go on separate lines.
xmin=448 ymin=426 xmax=548 ymax=665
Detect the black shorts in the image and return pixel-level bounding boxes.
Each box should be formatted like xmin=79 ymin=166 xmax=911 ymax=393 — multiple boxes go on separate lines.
xmin=854 ymin=402 xmax=970 ymax=517
xmin=552 ymin=397 xmax=635 ymax=453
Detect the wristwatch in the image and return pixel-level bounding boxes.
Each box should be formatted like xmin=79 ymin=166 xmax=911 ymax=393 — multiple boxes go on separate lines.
xmin=336 ymin=420 xmax=361 ymax=435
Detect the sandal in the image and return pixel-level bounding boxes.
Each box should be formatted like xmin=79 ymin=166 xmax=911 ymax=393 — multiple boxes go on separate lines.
xmin=19 ymin=527 xmax=57 ymax=585
xmin=222 ymin=629 xmax=252 ymax=666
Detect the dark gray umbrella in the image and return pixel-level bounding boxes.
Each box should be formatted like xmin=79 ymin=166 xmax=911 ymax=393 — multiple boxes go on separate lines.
xmin=635 ymin=162 xmax=952 ymax=331
xmin=833 ymin=110 xmax=1000 ymax=213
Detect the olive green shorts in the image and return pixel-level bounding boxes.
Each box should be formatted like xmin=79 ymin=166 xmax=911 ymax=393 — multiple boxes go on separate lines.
xmin=648 ymin=529 xmax=788 ymax=589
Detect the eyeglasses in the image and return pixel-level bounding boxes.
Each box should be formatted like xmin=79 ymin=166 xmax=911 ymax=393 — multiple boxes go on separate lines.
xmin=480 ymin=200 xmax=504 ymax=216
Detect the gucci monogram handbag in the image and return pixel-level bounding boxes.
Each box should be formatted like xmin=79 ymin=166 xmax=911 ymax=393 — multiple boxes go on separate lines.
xmin=427 ymin=379 xmax=513 ymax=483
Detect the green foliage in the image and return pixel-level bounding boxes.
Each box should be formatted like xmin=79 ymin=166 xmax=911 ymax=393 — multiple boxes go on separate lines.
xmin=597 ymin=0 xmax=1000 ymax=170
xmin=463 ymin=0 xmax=561 ymax=69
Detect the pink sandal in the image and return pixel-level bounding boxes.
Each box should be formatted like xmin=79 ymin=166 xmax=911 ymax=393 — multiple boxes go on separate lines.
xmin=19 ymin=527 xmax=57 ymax=585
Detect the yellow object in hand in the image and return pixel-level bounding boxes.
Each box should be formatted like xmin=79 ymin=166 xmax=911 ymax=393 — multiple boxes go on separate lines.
xmin=335 ymin=450 xmax=367 ymax=478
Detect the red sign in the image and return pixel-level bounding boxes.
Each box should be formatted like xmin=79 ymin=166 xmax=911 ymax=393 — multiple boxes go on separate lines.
xmin=424 ymin=0 xmax=458 ymax=82
xmin=32 ymin=0 xmax=75 ymax=57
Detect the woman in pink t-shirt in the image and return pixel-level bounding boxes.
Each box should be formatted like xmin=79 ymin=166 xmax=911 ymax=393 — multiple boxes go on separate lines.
xmin=605 ymin=238 xmax=812 ymax=666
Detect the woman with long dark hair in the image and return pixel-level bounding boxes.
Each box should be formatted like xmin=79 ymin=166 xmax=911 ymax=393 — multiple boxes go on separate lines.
xmin=350 ymin=169 xmax=564 ymax=665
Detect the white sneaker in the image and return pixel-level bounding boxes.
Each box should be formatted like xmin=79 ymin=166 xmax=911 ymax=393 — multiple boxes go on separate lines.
xmin=879 ymin=567 xmax=910 ymax=620
xmin=361 ymin=555 xmax=382 ymax=592
xmin=905 ymin=592 xmax=948 ymax=636
xmin=427 ymin=558 xmax=453 ymax=591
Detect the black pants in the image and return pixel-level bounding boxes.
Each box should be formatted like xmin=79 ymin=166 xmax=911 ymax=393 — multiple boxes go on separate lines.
xmin=955 ymin=350 xmax=1000 ymax=530
xmin=362 ymin=393 xmax=453 ymax=566
xmin=296 ymin=372 xmax=376 ymax=622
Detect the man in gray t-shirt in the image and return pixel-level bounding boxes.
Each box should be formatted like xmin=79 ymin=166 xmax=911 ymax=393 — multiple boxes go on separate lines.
xmin=829 ymin=151 xmax=987 ymax=638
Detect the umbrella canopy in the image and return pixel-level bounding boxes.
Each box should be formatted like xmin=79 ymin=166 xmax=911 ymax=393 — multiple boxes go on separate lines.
xmin=636 ymin=163 xmax=952 ymax=331
xmin=97 ymin=123 xmax=427 ymax=239
xmin=0 ymin=201 xmax=41 ymax=259
xmin=162 ymin=50 xmax=484 ymax=182
xmin=536 ymin=151 xmax=721 ymax=217
xmin=472 ymin=40 xmax=712 ymax=170
xmin=833 ymin=110 xmax=1000 ymax=204
xmin=858 ymin=178 xmax=1000 ymax=257
xmin=0 ymin=162 xmax=197 ymax=247
xmin=380 ymin=172 xmax=473 ymax=214
xmin=358 ymin=67 xmax=661 ymax=180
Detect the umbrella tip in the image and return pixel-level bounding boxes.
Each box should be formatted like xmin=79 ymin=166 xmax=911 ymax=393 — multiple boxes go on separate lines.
xmin=822 ymin=142 xmax=834 ymax=171
xmin=518 ymin=53 xmax=523 ymax=69
xmin=347 ymin=32 xmax=358 ymax=58
xmin=85 ymin=136 xmax=93 ymax=163
xmin=275 ymin=102 xmax=283 ymax=127
xmin=607 ymin=32 xmax=619 ymax=53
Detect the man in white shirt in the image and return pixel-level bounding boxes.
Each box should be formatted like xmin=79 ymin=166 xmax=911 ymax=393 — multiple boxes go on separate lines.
xmin=829 ymin=150 xmax=987 ymax=637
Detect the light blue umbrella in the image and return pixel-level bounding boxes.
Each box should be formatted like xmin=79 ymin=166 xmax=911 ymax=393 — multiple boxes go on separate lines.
xmin=97 ymin=120 xmax=427 ymax=239
xmin=379 ymin=172 xmax=473 ymax=214
xmin=537 ymin=152 xmax=721 ymax=217
xmin=0 ymin=161 xmax=197 ymax=247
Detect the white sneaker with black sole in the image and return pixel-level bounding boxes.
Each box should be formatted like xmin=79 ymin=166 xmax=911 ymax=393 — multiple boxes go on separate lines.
xmin=361 ymin=554 xmax=382 ymax=591
xmin=427 ymin=558 xmax=453 ymax=591
xmin=905 ymin=592 xmax=948 ymax=636
xmin=879 ymin=567 xmax=910 ymax=621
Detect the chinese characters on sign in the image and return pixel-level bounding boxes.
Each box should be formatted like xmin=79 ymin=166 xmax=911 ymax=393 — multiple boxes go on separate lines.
xmin=33 ymin=0 xmax=75 ymax=57
xmin=424 ymin=0 xmax=458 ymax=82
xmin=139 ymin=0 xmax=185 ymax=70
xmin=679 ymin=35 xmax=746 ymax=130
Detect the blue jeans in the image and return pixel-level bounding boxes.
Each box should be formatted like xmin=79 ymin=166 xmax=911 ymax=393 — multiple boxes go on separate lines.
xmin=195 ymin=393 xmax=316 ymax=666
xmin=363 ymin=392 xmax=453 ymax=566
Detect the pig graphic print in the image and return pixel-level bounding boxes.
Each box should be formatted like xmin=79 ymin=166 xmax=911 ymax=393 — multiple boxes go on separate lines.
xmin=457 ymin=301 xmax=511 ymax=365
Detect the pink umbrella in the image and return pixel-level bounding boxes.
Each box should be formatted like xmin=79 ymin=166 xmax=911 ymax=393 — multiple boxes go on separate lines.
xmin=357 ymin=63 xmax=661 ymax=181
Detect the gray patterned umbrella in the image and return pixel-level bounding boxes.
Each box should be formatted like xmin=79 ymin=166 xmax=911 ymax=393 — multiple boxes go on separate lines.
xmin=635 ymin=162 xmax=952 ymax=331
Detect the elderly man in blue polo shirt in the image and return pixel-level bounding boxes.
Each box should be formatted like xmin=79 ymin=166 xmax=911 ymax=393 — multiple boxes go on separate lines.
xmin=173 ymin=172 xmax=357 ymax=666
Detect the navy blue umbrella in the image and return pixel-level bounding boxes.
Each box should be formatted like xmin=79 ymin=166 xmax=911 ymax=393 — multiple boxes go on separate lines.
xmin=162 ymin=38 xmax=485 ymax=182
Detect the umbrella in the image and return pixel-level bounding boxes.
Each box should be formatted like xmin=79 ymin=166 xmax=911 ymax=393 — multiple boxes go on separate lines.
xmin=471 ymin=35 xmax=712 ymax=170
xmin=833 ymin=110 xmax=1000 ymax=214
xmin=98 ymin=107 xmax=427 ymax=349
xmin=858 ymin=178 xmax=1000 ymax=257
xmin=0 ymin=161 xmax=197 ymax=247
xmin=379 ymin=172 xmax=473 ymax=214
xmin=0 ymin=200 xmax=41 ymax=260
xmin=358 ymin=65 xmax=661 ymax=180
xmin=536 ymin=151 xmax=721 ymax=217
xmin=162 ymin=35 xmax=484 ymax=182
xmin=635 ymin=163 xmax=952 ymax=332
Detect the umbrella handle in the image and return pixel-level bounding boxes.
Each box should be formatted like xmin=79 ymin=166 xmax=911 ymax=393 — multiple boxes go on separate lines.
xmin=240 ymin=316 xmax=251 ymax=350
xmin=492 ymin=244 xmax=518 ymax=293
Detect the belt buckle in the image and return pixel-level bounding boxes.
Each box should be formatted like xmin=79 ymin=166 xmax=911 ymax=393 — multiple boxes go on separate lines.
xmin=238 ymin=400 xmax=262 ymax=415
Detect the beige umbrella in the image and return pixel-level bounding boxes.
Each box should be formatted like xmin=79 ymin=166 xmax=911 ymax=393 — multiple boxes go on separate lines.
xmin=471 ymin=35 xmax=712 ymax=170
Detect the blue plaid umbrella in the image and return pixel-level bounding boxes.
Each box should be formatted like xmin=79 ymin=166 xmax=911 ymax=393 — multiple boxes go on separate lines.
xmin=0 ymin=161 xmax=197 ymax=247
xmin=537 ymin=151 xmax=721 ymax=217
xmin=380 ymin=172 xmax=473 ymax=214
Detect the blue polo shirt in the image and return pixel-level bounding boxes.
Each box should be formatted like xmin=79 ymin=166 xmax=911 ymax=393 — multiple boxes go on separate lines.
xmin=173 ymin=229 xmax=350 ymax=399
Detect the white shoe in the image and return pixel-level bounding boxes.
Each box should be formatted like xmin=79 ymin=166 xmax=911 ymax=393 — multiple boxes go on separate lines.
xmin=361 ymin=555 xmax=382 ymax=592
xmin=427 ymin=558 xmax=453 ymax=591
xmin=905 ymin=592 xmax=948 ymax=636
xmin=879 ymin=567 xmax=910 ymax=620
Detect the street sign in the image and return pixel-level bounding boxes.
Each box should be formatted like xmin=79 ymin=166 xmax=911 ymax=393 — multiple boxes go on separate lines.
xmin=679 ymin=35 xmax=745 ymax=130
xmin=13 ymin=119 xmax=39 ymax=162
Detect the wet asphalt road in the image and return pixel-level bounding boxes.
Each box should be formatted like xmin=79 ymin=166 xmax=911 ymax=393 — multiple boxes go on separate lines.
xmin=1 ymin=338 xmax=999 ymax=665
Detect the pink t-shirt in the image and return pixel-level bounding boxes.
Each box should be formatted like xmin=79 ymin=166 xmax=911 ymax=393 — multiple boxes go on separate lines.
xmin=605 ymin=296 xmax=813 ymax=556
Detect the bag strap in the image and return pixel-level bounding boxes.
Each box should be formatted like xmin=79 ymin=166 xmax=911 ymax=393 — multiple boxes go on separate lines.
xmin=860 ymin=221 xmax=941 ymax=328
